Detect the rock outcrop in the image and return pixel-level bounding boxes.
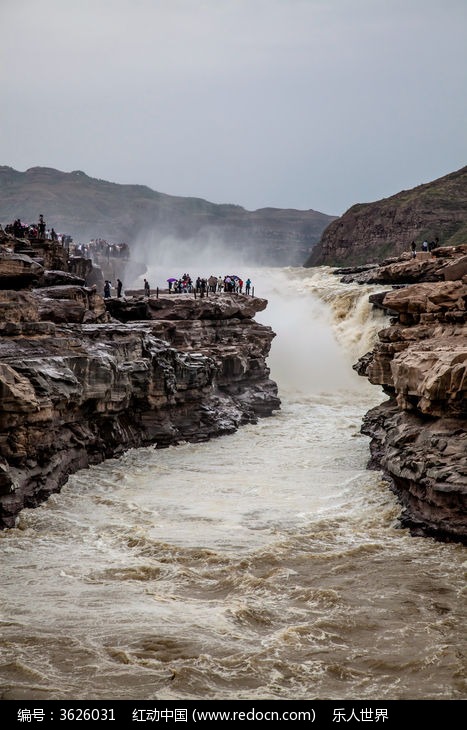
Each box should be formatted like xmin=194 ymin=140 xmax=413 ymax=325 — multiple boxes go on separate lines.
xmin=305 ymin=165 xmax=467 ymax=267
xmin=353 ymin=246 xmax=467 ymax=544
xmin=0 ymin=233 xmax=280 ymax=528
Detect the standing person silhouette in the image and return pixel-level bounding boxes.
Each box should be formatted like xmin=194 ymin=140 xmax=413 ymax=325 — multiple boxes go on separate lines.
xmin=38 ymin=214 xmax=46 ymax=239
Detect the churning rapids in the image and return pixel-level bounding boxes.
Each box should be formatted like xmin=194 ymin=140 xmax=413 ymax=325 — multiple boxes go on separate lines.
xmin=1 ymin=266 xmax=465 ymax=701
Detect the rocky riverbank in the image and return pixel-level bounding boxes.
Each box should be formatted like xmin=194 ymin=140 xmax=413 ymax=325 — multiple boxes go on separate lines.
xmin=350 ymin=245 xmax=467 ymax=544
xmin=0 ymin=232 xmax=280 ymax=528
xmin=1 ymin=226 xmax=465 ymax=543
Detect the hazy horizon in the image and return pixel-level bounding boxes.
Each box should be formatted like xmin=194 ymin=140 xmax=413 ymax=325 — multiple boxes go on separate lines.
xmin=2 ymin=0 xmax=466 ymax=217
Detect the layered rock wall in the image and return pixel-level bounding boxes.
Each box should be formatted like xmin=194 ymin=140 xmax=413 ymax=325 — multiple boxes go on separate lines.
xmin=354 ymin=247 xmax=467 ymax=543
xmin=0 ymin=237 xmax=279 ymax=528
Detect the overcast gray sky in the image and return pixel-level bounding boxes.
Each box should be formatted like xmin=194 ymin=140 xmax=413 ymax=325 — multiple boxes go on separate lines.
xmin=1 ymin=0 xmax=466 ymax=216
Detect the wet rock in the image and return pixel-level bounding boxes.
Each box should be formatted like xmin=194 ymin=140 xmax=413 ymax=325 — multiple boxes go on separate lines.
xmin=0 ymin=244 xmax=280 ymax=527
xmin=0 ymin=252 xmax=44 ymax=288
xmin=355 ymin=245 xmax=467 ymax=544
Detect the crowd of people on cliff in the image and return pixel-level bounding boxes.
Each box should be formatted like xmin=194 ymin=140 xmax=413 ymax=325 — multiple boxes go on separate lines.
xmin=102 ymin=273 xmax=253 ymax=300
xmin=3 ymin=214 xmax=73 ymax=248
xmin=76 ymin=238 xmax=130 ymax=260
xmin=4 ymin=212 xmax=255 ymax=301
xmin=167 ymin=273 xmax=252 ymax=295
xmin=2 ymin=215 xmax=130 ymax=264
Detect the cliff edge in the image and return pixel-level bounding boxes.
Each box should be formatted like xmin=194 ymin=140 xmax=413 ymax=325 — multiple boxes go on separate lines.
xmin=352 ymin=245 xmax=467 ymax=544
xmin=0 ymin=230 xmax=280 ymax=528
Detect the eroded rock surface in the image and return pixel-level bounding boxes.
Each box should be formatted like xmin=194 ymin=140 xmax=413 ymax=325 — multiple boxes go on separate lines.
xmin=0 ymin=242 xmax=279 ymax=528
xmin=354 ymin=247 xmax=467 ymax=543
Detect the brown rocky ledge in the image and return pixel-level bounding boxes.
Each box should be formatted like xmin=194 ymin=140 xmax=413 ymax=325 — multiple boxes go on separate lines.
xmin=353 ymin=245 xmax=467 ymax=544
xmin=0 ymin=237 xmax=280 ymax=528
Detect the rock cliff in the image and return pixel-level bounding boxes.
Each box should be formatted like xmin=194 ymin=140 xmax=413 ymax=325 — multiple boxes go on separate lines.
xmin=352 ymin=245 xmax=467 ymax=544
xmin=0 ymin=232 xmax=280 ymax=528
xmin=305 ymin=165 xmax=467 ymax=267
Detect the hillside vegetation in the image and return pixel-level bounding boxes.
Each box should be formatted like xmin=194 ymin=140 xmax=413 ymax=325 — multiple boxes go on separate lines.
xmin=305 ymin=165 xmax=467 ymax=267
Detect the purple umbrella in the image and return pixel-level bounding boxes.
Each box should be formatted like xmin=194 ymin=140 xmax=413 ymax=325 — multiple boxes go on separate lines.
xmin=167 ymin=278 xmax=178 ymax=282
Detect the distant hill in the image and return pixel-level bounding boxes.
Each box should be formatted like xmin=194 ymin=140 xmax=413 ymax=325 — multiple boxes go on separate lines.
xmin=0 ymin=166 xmax=335 ymax=267
xmin=304 ymin=165 xmax=467 ymax=267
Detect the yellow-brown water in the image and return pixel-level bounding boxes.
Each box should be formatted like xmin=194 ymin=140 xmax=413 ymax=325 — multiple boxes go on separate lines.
xmin=1 ymin=267 xmax=465 ymax=700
